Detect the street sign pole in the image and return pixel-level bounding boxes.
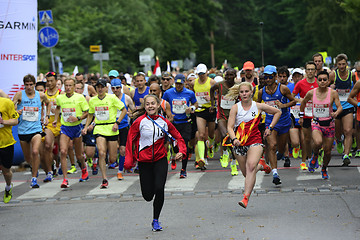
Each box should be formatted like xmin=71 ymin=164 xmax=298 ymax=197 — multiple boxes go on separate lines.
xmin=39 ymin=10 xmax=57 ymax=71
xmin=99 ymin=45 xmax=103 ymax=77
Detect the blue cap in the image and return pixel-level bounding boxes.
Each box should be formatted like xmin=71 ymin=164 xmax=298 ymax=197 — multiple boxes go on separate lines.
xmin=109 ymin=70 xmax=119 ymax=77
xmin=111 ymin=78 xmax=122 ymax=87
xmin=263 ymin=65 xmax=277 ymax=74
xmin=174 ymin=74 xmax=185 ymax=84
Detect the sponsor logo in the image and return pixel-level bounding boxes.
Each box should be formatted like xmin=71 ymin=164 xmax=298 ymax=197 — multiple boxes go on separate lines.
xmin=0 ymin=54 xmax=36 ymax=61
xmin=0 ymin=20 xmax=36 ymax=30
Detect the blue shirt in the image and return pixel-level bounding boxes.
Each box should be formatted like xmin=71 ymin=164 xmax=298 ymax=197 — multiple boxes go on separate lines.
xmin=162 ymin=87 xmax=197 ymax=124
xmin=17 ymin=90 xmax=43 ymax=134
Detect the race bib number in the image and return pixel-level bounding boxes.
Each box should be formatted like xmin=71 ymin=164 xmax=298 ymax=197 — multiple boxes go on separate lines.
xmin=337 ymin=89 xmax=350 ymax=102
xmin=290 ymin=104 xmax=300 ymax=119
xmin=62 ymin=108 xmax=76 ymax=122
xmin=265 ymin=100 xmax=279 ymax=109
xmin=22 ymin=107 xmax=39 ymax=122
xmin=305 ymin=101 xmax=313 ymax=117
xmin=195 ymin=92 xmax=209 ymax=106
xmin=172 ymin=99 xmax=187 ymax=114
xmin=49 ymin=101 xmax=57 ymax=116
xmin=95 ymin=106 xmax=110 ymax=121
xmin=313 ymin=104 xmax=330 ymax=118
xmin=220 ymin=95 xmax=235 ymax=110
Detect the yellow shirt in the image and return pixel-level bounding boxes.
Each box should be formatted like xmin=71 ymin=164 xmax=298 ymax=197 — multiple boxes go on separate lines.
xmin=194 ymin=77 xmax=212 ymax=112
xmin=46 ymin=89 xmax=61 ymax=127
xmin=56 ymin=93 xmax=89 ymax=126
xmin=0 ymin=97 xmax=19 ymax=148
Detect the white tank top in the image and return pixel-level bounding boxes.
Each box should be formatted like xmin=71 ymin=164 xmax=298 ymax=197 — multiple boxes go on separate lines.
xmin=235 ymin=101 xmax=259 ymax=127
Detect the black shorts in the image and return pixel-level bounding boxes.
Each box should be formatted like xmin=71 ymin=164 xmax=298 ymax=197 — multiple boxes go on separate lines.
xmin=195 ymin=108 xmax=216 ymax=122
xmin=118 ymin=126 xmax=129 ymax=146
xmin=94 ymin=134 xmax=118 ymax=142
xmin=0 ymin=145 xmax=14 ymax=169
xmin=190 ymin=113 xmax=197 ymax=139
xmin=302 ymin=118 xmax=312 ymax=129
xmin=336 ymin=107 xmax=354 ymax=120
xmin=258 ymin=122 xmax=265 ymax=133
xmin=82 ymin=131 xmax=96 ymax=147
xmin=173 ymin=122 xmax=191 ymax=143
xmin=18 ymin=132 xmax=42 ymax=143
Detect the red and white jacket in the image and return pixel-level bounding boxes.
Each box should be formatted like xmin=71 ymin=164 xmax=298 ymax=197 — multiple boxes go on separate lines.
xmin=124 ymin=114 xmax=186 ymax=169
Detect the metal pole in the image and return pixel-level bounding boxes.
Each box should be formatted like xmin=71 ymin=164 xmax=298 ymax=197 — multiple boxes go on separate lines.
xmin=210 ymin=31 xmax=215 ymax=68
xmin=260 ymin=22 xmax=264 ymax=66
xmin=50 ymin=47 xmax=56 ymax=71
xmin=99 ymin=45 xmax=103 ymax=77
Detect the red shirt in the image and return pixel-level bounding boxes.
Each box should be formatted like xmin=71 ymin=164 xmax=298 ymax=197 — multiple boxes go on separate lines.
xmin=293 ymin=78 xmax=318 ymax=118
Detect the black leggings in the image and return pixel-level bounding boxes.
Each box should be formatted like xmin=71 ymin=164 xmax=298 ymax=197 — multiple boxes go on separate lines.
xmin=138 ymin=157 xmax=168 ymax=220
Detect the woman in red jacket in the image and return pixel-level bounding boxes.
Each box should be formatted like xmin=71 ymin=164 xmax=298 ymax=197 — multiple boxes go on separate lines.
xmin=124 ymin=94 xmax=186 ymax=232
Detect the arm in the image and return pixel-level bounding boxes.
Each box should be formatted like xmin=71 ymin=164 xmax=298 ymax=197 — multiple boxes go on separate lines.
xmin=40 ymin=92 xmax=50 ymax=126
xmin=298 ymin=90 xmax=313 ymax=126
xmin=124 ymin=119 xmax=140 ymax=169
xmin=256 ymin=88 xmax=263 ymax=103
xmin=12 ymin=91 xmax=22 ymax=115
xmin=347 ymin=81 xmax=360 ymax=107
xmin=329 ymin=71 xmax=336 ymax=86
xmin=277 ymin=85 xmax=296 ymax=108
xmin=227 ymin=104 xmax=239 ymax=146
xmin=167 ymin=119 xmax=186 ymax=160
xmin=0 ymin=89 xmax=9 ymax=98
xmin=257 ymin=102 xmax=281 ymax=138
xmin=52 ymin=105 xmax=61 ymax=127
xmin=331 ymin=89 xmax=342 ymax=118
xmin=88 ymin=85 xmax=97 ymax=97
xmin=113 ymin=107 xmax=127 ymax=132
xmin=82 ymin=113 xmax=94 ymax=135
xmin=165 ymin=101 xmax=173 ymax=122
xmin=209 ymin=83 xmax=219 ymax=112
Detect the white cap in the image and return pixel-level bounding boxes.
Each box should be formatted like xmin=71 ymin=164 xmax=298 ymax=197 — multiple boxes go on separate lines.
xmin=124 ymin=73 xmax=131 ymax=85
xmin=196 ymin=63 xmax=207 ymax=74
xmin=214 ymin=76 xmax=223 ymax=83
xmin=292 ymin=68 xmax=304 ymax=76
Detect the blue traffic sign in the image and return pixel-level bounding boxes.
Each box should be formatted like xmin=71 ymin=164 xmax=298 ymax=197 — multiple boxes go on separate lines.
xmin=39 ymin=10 xmax=53 ymax=24
xmin=38 ymin=27 xmax=59 ymax=48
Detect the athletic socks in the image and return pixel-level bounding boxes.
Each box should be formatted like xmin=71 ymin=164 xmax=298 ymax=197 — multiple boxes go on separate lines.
xmin=208 ymin=136 xmax=215 ymax=147
xmin=197 ymin=141 xmax=205 ymax=160
xmin=5 ymin=184 xmax=12 ymax=191
xmin=118 ymin=155 xmax=125 ymax=172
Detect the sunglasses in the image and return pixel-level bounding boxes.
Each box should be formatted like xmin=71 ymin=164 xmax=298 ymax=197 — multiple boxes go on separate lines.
xmin=111 ymin=86 xmax=121 ymax=89
xmin=317 ymin=78 xmax=328 ymax=82
xmin=264 ymin=75 xmax=274 ymax=80
xmin=162 ymin=78 xmax=171 ymax=81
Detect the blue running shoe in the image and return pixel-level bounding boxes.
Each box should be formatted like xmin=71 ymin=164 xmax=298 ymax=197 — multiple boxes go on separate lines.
xmin=321 ymin=169 xmax=329 ymax=179
xmin=272 ymin=173 xmax=281 ymax=185
xmin=152 ymin=219 xmax=163 ymax=232
xmin=309 ymin=155 xmax=318 ymax=169
xmin=108 ymin=161 xmax=118 ymax=169
xmin=58 ymin=166 xmax=63 ymax=175
xmin=43 ymin=172 xmax=53 ymax=182
xmin=30 ymin=177 xmax=39 ymax=188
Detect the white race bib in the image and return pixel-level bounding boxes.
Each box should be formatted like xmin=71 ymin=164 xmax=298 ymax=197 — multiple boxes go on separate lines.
xmin=195 ymin=92 xmax=209 ymax=106
xmin=95 ymin=106 xmax=110 ymax=121
xmin=172 ymin=99 xmax=187 ymax=114
xmin=305 ymin=101 xmax=313 ymax=117
xmin=337 ymin=89 xmax=350 ymax=102
xmin=290 ymin=104 xmax=300 ymax=119
xmin=22 ymin=107 xmax=39 ymax=122
xmin=49 ymin=101 xmax=57 ymax=116
xmin=265 ymin=100 xmax=279 ymax=109
xmin=313 ymin=104 xmax=330 ymax=118
xmin=62 ymin=108 xmax=76 ymax=122
xmin=220 ymin=95 xmax=235 ymax=110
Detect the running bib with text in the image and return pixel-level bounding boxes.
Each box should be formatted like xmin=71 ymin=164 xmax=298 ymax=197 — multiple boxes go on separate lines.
xmin=305 ymin=102 xmax=313 ymax=117
xmin=220 ymin=96 xmax=235 ymax=109
xmin=265 ymin=100 xmax=279 ymax=109
xmin=172 ymin=99 xmax=187 ymax=114
xmin=95 ymin=106 xmax=110 ymax=121
xmin=290 ymin=104 xmax=300 ymax=119
xmin=62 ymin=108 xmax=76 ymax=122
xmin=195 ymin=92 xmax=209 ymax=105
xmin=337 ymin=89 xmax=350 ymax=102
xmin=23 ymin=107 xmax=39 ymax=122
xmin=313 ymin=104 xmax=330 ymax=118
xmin=50 ymin=101 xmax=57 ymax=116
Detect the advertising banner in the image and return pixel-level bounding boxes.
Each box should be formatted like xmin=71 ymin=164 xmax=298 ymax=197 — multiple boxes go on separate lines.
xmin=0 ymin=0 xmax=37 ymax=98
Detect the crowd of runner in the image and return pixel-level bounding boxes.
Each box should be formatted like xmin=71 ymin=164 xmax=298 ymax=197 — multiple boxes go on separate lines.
xmin=1 ymin=52 xmax=360 ymax=231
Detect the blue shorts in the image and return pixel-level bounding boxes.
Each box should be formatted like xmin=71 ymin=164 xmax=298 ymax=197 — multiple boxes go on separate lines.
xmin=266 ymin=123 xmax=291 ymax=135
xmin=60 ymin=125 xmax=82 ymax=140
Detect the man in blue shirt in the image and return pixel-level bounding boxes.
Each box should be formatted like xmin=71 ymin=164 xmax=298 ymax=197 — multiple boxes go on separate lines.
xmin=163 ymin=74 xmax=198 ymax=178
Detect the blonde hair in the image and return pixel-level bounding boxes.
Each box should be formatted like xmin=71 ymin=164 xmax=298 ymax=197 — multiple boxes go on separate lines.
xmin=225 ymin=82 xmax=253 ymax=100
xmin=64 ymin=77 xmax=76 ymax=85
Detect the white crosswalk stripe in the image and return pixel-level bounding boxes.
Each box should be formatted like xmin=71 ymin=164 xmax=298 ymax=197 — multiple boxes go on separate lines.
xmin=87 ymin=176 xmax=139 ymax=195
xmin=165 ymin=172 xmax=205 ymax=191
xmin=228 ymin=171 xmax=265 ymax=190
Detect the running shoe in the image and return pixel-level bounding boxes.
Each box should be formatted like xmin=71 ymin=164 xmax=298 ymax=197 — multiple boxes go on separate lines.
xmin=3 ymin=184 xmax=13 ymax=203
xmin=272 ymin=173 xmax=281 ymax=185
xmin=92 ymin=163 xmax=98 ymax=175
xmin=258 ymin=159 xmax=271 ymax=174
xmin=152 ymin=219 xmax=163 ymax=232
xmin=349 ymin=152 xmax=353 ymax=157
xmin=283 ymin=156 xmax=291 ymax=167
xmin=292 ymin=147 xmax=300 ymax=159
xmin=180 ymin=169 xmax=187 ymax=179
xmin=352 ymin=138 xmax=357 ymax=149
xmin=238 ymin=194 xmax=249 ymax=209
xmin=43 ymin=172 xmax=53 ymax=183
xmin=355 ymin=150 xmax=360 ymax=158
xmin=309 ymin=155 xmax=318 ymax=169
xmin=342 ymin=154 xmax=351 ymax=167
xmin=87 ymin=158 xmax=93 ymax=168
xmin=220 ymin=154 xmax=229 ymax=168
xmin=117 ymin=172 xmax=124 ymax=180
xmin=171 ymin=159 xmax=177 ymax=170
xmin=30 ymin=177 xmax=39 ymax=188
xmin=58 ymin=166 xmax=63 ymax=175
xmin=321 ymin=169 xmax=329 ymax=179
xmin=79 ymin=168 xmax=89 ymax=182
xmin=197 ymin=159 xmax=205 ymax=169
xmin=100 ymin=179 xmax=109 ymax=189
xmin=230 ymin=164 xmax=238 ymax=176
xmin=109 ymin=161 xmax=118 ymax=169
xmin=207 ymin=145 xmax=214 ymax=159
xmin=67 ymin=165 xmax=77 ymax=174
xmin=276 ymin=151 xmax=283 ymax=161
xmin=60 ymin=179 xmax=69 ymax=188
xmin=300 ymin=162 xmax=308 ymax=171
xmin=318 ymin=149 xmax=324 ymax=166
xmin=194 ymin=162 xmax=200 ymax=169
xmin=214 ymin=143 xmax=220 ymax=153
xmin=336 ymin=141 xmax=344 ymax=154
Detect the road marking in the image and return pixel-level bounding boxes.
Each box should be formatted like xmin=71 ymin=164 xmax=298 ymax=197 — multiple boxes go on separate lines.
xmin=24 ymin=172 xmax=46 ymax=176
xmin=296 ymin=174 xmax=322 ymax=181
xmin=17 ymin=178 xmax=79 ymax=199
xmin=87 ymin=176 xmax=139 ymax=195
xmin=358 ymin=167 xmax=360 ymax=173
xmin=165 ymin=172 xmax=205 ymax=191
xmin=227 ymin=171 xmax=265 ymax=190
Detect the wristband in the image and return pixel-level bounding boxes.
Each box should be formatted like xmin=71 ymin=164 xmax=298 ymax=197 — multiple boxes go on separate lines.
xmin=190 ymin=106 xmax=196 ymax=111
xmin=299 ymin=112 xmax=304 ymax=118
xmin=77 ymin=117 xmax=81 ymax=121
xmin=91 ymin=122 xmax=96 ymax=126
xmin=231 ymin=138 xmax=237 ymax=143
xmin=357 ymin=102 xmax=360 ymax=107
xmin=116 ymin=121 xmax=121 ymax=125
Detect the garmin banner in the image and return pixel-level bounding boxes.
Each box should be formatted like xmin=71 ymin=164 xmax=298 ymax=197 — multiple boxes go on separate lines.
xmin=0 ymin=0 xmax=37 ymax=98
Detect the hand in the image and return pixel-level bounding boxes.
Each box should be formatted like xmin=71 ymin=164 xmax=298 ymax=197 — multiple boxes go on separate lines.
xmin=263 ymin=129 xmax=272 ymax=139
xmin=67 ymin=115 xmax=78 ymax=122
xmin=43 ymin=117 xmax=49 ymax=126
xmin=331 ymin=112 xmax=338 ymax=119
xmin=81 ymin=127 xmax=87 ymax=135
xmin=88 ymin=124 xmax=94 ymax=132
xmin=232 ymin=138 xmax=240 ymax=147
xmin=209 ymin=106 xmax=215 ymax=113
xmin=185 ymin=107 xmax=191 ymax=115
xmin=112 ymin=123 xmax=118 ymax=132
xmin=298 ymin=117 xmax=303 ymax=127
xmin=175 ymin=152 xmax=183 ymax=161
xmin=275 ymin=100 xmax=284 ymax=109
xmin=17 ymin=109 xmax=23 ymax=115
xmin=52 ymin=121 xmax=57 ymax=128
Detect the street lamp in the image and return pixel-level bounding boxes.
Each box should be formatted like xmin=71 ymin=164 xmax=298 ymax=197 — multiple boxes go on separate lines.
xmin=260 ymin=22 xmax=264 ymax=67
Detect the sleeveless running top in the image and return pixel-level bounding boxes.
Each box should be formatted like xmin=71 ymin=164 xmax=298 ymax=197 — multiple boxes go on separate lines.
xmin=234 ymin=101 xmax=262 ymax=146
xmin=262 ymin=84 xmax=291 ymax=126
xmin=312 ymin=87 xmax=332 ymax=121
xmin=133 ymin=86 xmax=149 ymax=108
xmin=117 ymin=93 xmax=129 ymax=129
xmin=241 ymin=77 xmax=258 ymax=87
xmin=334 ymin=69 xmax=353 ymax=110
xmin=194 ymin=77 xmax=212 ymax=111
xmin=17 ymin=90 xmax=43 ymax=134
